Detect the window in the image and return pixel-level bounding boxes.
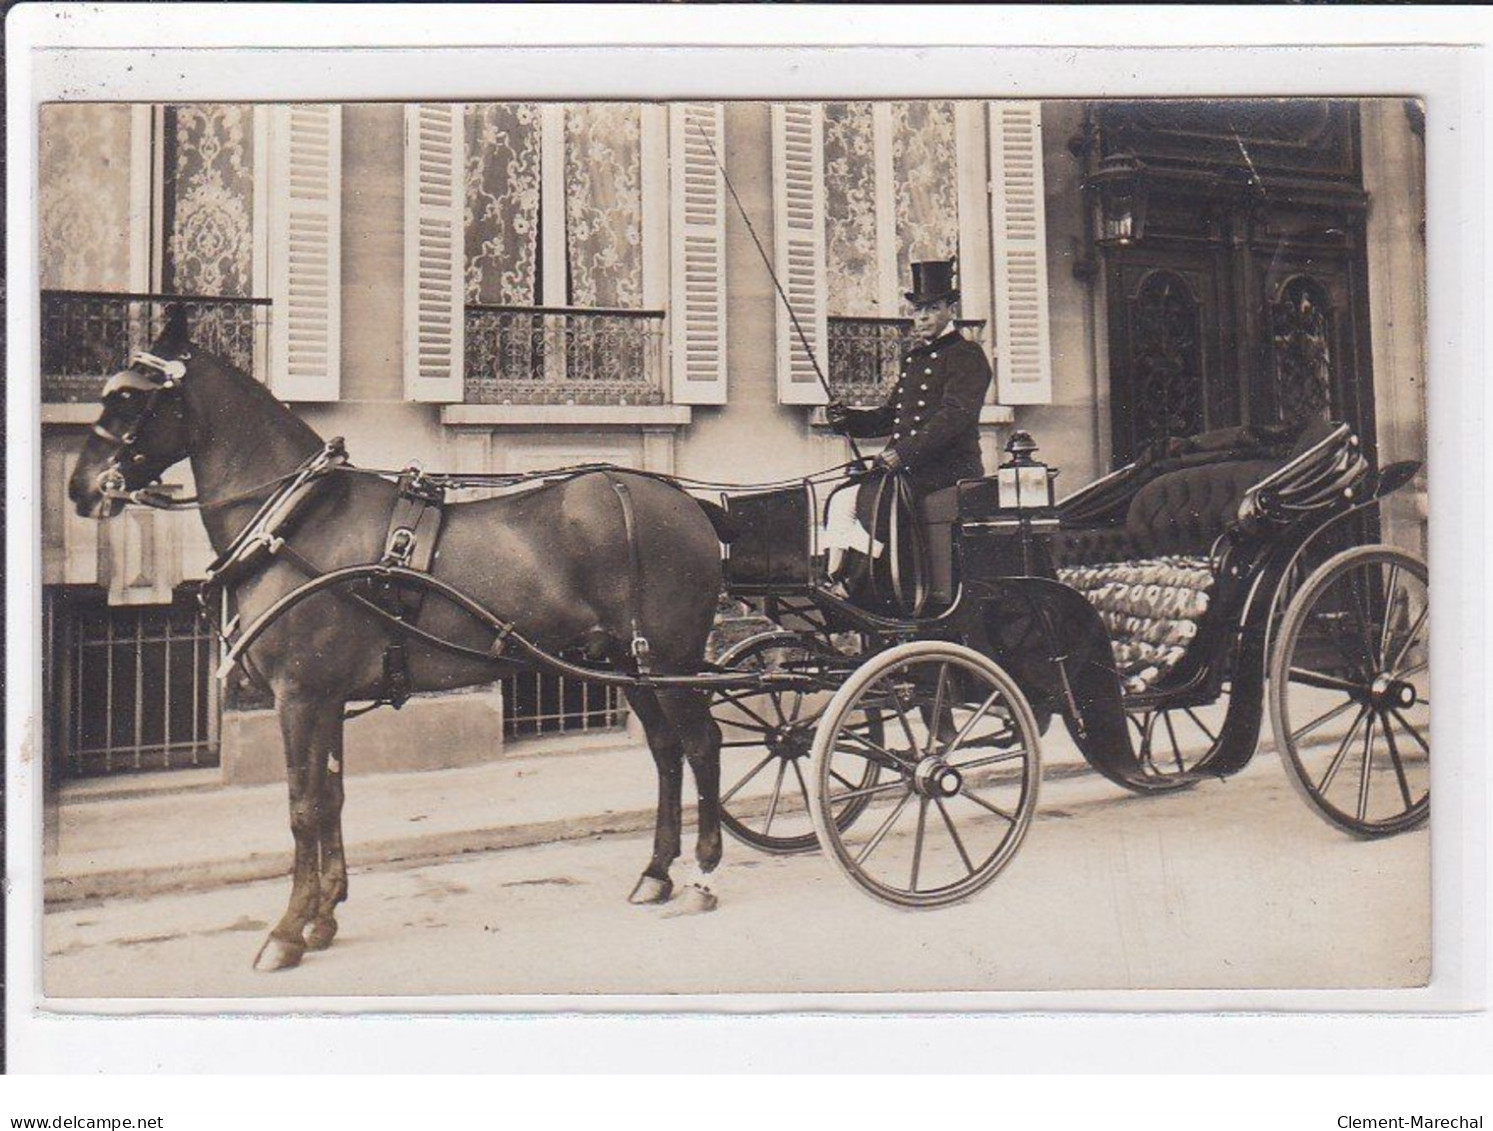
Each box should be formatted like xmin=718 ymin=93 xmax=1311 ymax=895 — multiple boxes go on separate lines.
xmin=771 ymin=100 xmax=1053 ymax=407
xmin=404 ymin=102 xmax=727 ymax=407
xmin=38 ymin=102 xmax=340 ymax=403
xmin=48 ymin=589 xmax=220 ymax=779
xmin=824 ymin=100 xmax=962 ymax=317
xmin=821 ymin=101 xmax=970 ymax=405
xmin=500 ymin=671 xmax=626 ymax=740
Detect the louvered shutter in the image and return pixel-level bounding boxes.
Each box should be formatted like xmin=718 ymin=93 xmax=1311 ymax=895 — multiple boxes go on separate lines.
xmin=669 ymin=103 xmax=728 ymax=405
xmin=771 ymin=103 xmax=828 ymax=406
xmin=403 ymin=103 xmax=466 ymax=402
xmin=988 ymin=101 xmax=1053 ymax=405
xmin=268 ymin=104 xmax=342 ymax=401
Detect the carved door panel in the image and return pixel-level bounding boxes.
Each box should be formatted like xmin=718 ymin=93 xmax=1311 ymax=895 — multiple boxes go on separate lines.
xmin=1106 ymin=250 xmax=1235 ymax=466
xmin=1252 ymin=249 xmax=1377 ymax=461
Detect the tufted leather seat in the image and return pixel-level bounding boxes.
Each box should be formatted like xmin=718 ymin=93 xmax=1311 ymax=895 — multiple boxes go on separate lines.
xmin=1124 ymin=459 xmax=1284 ymax=558
xmin=1049 ymin=525 xmax=1134 ymax=567
xmin=1048 ymin=456 xmax=1287 ymax=691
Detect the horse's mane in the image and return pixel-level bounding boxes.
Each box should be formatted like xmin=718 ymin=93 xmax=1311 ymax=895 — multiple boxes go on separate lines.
xmin=190 ymin=342 xmax=324 ymax=449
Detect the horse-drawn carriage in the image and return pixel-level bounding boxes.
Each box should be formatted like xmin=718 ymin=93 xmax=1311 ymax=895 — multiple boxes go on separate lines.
xmin=68 ymin=316 xmax=1428 ymax=967
xmin=707 ymin=418 xmax=1429 ymax=907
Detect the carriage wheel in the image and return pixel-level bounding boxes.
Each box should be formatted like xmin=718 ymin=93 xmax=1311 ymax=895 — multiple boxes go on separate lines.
xmin=711 ymin=632 xmax=880 ymax=855
xmin=807 ymin=641 xmax=1041 ymax=908
xmin=1269 ymin=546 xmax=1429 ymax=837
xmin=1120 ymin=690 xmax=1233 ymax=793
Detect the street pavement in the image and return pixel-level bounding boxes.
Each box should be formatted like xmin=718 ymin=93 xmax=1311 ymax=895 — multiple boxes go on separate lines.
xmin=42 ymin=739 xmax=1429 ymax=999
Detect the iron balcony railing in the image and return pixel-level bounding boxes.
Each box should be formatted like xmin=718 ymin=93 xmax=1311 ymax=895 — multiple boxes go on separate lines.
xmin=827 ymin=317 xmax=987 ymax=406
xmin=41 ymin=290 xmax=270 ymax=403
xmin=464 ymin=304 xmax=666 ymax=406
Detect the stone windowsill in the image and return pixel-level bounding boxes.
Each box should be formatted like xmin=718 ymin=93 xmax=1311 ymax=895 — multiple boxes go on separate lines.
xmin=441 ymin=404 xmax=693 ymax=428
xmin=41 ymin=403 xmax=103 ymax=426
xmin=807 ymin=404 xmax=1016 ymax=429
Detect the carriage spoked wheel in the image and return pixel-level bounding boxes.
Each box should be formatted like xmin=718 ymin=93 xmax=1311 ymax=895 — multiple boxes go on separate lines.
xmin=806 ymin=641 xmax=1042 ymax=908
xmin=711 ymin=631 xmax=881 ymax=854
xmin=1269 ymin=545 xmax=1429 ymax=837
xmin=1121 ymin=691 xmax=1233 ymax=793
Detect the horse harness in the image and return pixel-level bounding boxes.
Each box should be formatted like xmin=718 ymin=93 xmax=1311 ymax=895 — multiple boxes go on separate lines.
xmin=191 ymin=438 xmax=656 ymax=711
xmin=368 ymin=466 xmax=446 ymax=707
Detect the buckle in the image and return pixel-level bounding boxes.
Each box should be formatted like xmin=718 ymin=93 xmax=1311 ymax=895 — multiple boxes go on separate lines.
xmin=630 ymin=633 xmax=652 ymax=673
xmin=129 ymin=351 xmax=188 ymax=384
xmin=384 ymin=527 xmax=416 ymax=568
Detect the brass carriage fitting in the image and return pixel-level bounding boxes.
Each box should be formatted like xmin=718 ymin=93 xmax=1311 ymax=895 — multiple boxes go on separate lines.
xmin=1370 ymin=673 xmax=1418 ymax=710
xmin=913 ymin=758 xmax=964 ymax=799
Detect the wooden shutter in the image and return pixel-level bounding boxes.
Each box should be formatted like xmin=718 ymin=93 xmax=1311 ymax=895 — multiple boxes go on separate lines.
xmin=268 ymin=104 xmax=341 ymax=401
xmin=771 ymin=103 xmax=828 ymax=406
xmin=403 ymin=103 xmax=466 ymax=402
xmin=669 ymin=102 xmax=728 ymax=405
xmin=988 ymin=101 xmax=1053 ymax=405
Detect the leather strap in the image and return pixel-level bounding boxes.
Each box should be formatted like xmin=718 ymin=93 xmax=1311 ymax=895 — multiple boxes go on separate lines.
xmin=373 ymin=468 xmax=448 ymax=706
xmin=608 ymin=475 xmax=652 ymax=675
xmin=203 ymin=439 xmax=348 ymax=589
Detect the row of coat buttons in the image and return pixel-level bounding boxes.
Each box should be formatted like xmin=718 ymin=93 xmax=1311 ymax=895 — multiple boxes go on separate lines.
xmin=894 ymin=352 xmax=938 ymax=444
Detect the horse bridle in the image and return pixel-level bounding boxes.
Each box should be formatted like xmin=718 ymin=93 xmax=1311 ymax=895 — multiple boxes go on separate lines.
xmin=93 ymin=350 xmax=191 ymax=502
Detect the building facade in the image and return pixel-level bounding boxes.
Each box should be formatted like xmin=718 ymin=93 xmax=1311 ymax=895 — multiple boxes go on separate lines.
xmin=37 ymin=98 xmax=1428 ymax=786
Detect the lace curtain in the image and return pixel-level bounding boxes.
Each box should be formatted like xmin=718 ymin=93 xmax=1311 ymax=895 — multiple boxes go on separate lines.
xmin=465 ymin=103 xmax=542 ymax=305
xmin=892 ymin=101 xmax=959 ymax=284
xmin=824 ymin=102 xmax=880 ymax=316
xmin=464 ymin=103 xmax=642 ymax=309
xmin=823 ymin=101 xmax=961 ymax=315
xmin=163 ymin=105 xmax=255 ymax=297
xmin=564 ymin=104 xmax=643 ymax=309
xmin=39 ymin=105 xmax=134 ymax=291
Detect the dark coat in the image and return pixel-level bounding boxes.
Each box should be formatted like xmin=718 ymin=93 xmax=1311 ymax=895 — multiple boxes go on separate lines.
xmin=838 ymin=327 xmax=993 ymax=497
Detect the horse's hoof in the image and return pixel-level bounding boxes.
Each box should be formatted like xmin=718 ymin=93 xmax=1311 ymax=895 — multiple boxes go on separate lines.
xmin=662 ymin=884 xmax=719 ymax=917
xmin=253 ymin=935 xmax=306 ymax=972
xmin=628 ymin=875 xmax=674 ymax=905
xmin=304 ymin=918 xmax=338 ymax=951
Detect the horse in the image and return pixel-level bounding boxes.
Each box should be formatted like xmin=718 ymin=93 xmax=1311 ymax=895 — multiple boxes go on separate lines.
xmin=67 ymin=311 xmax=728 ymax=972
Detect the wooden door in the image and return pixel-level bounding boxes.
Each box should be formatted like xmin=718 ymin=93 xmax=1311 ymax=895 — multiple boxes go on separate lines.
xmin=1106 ymin=248 xmax=1236 ymax=464
xmin=1093 ymin=100 xmax=1376 ymax=469
xmin=1252 ymin=242 xmax=1377 ymax=464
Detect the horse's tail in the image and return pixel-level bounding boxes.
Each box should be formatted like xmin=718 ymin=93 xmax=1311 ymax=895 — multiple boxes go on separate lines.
xmin=694 ymin=497 xmax=738 ymax=544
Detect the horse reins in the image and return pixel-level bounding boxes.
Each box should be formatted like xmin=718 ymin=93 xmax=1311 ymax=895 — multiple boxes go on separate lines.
xmin=91 ymin=349 xmax=907 ymax=705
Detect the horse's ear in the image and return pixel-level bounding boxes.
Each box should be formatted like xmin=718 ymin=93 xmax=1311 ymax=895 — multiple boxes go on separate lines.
xmin=151 ymin=306 xmax=193 ymax=358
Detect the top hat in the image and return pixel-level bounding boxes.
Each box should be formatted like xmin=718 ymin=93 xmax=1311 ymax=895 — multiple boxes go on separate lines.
xmin=904 ymin=258 xmax=960 ymax=305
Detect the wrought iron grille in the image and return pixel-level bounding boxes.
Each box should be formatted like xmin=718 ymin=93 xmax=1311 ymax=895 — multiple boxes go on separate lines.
xmin=53 ymin=591 xmax=220 ymax=779
xmin=1271 ymin=276 xmax=1337 ymax=425
xmin=40 ymin=290 xmax=269 ymax=403
xmin=827 ymin=318 xmax=986 ymax=405
xmin=465 ymin=305 xmax=665 ymax=405
xmin=1126 ymin=272 xmax=1204 ymax=447
xmin=501 ymin=671 xmax=627 ymax=740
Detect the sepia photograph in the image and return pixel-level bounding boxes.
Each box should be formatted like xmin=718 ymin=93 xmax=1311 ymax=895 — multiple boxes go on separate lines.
xmin=26 ymin=87 xmax=1437 ymax=1003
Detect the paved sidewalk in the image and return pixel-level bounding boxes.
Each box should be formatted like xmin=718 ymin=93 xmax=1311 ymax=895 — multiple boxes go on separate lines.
xmin=44 ymin=724 xmax=1105 ymax=907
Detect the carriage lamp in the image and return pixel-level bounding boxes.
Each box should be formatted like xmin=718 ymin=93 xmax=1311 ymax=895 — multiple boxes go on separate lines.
xmin=995 ymin=431 xmax=1057 ymax=513
xmin=1086 ymin=151 xmax=1150 ymax=248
